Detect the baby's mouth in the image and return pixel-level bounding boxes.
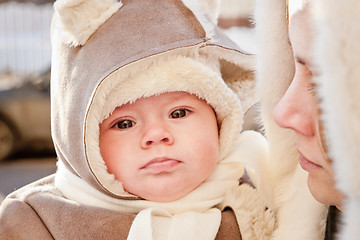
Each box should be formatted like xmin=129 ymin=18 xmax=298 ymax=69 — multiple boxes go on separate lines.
xmin=140 ymin=157 xmax=182 ymax=173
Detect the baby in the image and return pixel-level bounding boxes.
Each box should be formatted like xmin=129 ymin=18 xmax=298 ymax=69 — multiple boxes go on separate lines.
xmin=0 ymin=0 xmax=274 ymax=239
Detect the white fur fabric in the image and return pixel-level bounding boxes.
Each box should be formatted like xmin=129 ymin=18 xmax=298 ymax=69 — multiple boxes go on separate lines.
xmin=127 ymin=208 xmax=221 ymax=240
xmin=54 ymin=0 xmax=122 ymax=46
xmin=253 ymin=0 xmax=328 ymax=239
xmin=312 ymin=0 xmax=360 ymax=238
xmin=219 ymin=184 xmax=276 ymax=240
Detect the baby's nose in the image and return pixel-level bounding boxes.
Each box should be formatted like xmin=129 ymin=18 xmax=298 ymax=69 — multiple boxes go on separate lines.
xmin=141 ymin=126 xmax=174 ymax=148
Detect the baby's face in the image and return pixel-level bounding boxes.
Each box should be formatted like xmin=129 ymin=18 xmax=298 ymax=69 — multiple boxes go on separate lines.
xmin=99 ymin=92 xmax=219 ymax=202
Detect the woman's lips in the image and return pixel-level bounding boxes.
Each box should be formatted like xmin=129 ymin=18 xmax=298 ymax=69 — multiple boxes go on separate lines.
xmin=298 ymin=153 xmax=322 ymax=172
xmin=140 ymin=157 xmax=182 ymax=174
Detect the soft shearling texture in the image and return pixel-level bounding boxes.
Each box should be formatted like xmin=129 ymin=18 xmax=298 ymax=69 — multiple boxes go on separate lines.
xmin=54 ymin=0 xmax=123 ymax=46
xmin=253 ymin=0 xmax=328 ymax=239
xmin=219 ymin=184 xmax=276 ymax=239
xmin=312 ymin=0 xmax=360 ymax=238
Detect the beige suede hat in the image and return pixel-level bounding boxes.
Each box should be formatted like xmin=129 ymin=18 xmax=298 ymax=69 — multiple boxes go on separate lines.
xmin=51 ymin=0 xmax=256 ymax=198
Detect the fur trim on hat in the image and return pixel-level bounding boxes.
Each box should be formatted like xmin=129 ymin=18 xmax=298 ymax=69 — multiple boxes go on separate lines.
xmin=54 ymin=0 xmax=122 ymax=46
xmin=84 ymin=54 xmax=243 ymax=197
xmin=312 ymin=0 xmax=360 ymax=238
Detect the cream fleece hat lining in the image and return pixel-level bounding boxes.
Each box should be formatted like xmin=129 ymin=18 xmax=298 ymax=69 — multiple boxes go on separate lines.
xmin=85 ymin=54 xmax=243 ymax=197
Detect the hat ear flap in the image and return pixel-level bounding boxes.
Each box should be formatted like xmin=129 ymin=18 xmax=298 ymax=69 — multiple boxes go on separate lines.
xmin=54 ymin=0 xmax=122 ymax=46
xmin=219 ymin=59 xmax=257 ymax=115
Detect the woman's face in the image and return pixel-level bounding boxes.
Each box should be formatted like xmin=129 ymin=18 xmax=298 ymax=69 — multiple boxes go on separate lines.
xmin=273 ymin=7 xmax=344 ymax=208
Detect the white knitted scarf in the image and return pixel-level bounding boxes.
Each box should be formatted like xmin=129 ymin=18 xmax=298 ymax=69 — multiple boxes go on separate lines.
xmin=54 ymin=132 xmax=264 ymax=240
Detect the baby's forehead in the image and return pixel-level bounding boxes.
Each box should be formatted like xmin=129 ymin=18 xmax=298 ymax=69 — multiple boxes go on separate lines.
xmin=113 ymin=91 xmax=208 ymax=110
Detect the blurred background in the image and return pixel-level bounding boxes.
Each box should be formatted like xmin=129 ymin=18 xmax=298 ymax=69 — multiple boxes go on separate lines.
xmin=0 ymin=0 xmax=56 ymax=204
xmin=0 ymin=0 xmax=256 ymax=203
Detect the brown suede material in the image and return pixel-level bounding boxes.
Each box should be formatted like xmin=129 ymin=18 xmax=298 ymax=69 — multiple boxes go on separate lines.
xmin=216 ymin=208 xmax=242 ymax=240
xmin=0 ymin=176 xmax=241 ymax=239
xmin=28 ymin=193 xmax=135 ymax=239
xmin=0 ymin=199 xmax=54 ymax=239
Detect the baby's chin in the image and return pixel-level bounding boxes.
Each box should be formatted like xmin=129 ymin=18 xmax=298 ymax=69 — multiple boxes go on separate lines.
xmin=136 ymin=191 xmax=189 ymax=202
xmin=126 ymin=185 xmax=196 ymax=203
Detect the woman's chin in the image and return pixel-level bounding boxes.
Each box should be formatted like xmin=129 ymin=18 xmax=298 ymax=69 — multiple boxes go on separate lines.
xmin=307 ymin=174 xmax=343 ymax=207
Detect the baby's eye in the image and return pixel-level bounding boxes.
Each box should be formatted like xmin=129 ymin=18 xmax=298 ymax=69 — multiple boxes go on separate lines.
xmin=169 ymin=109 xmax=190 ymax=119
xmin=114 ymin=120 xmax=135 ymax=129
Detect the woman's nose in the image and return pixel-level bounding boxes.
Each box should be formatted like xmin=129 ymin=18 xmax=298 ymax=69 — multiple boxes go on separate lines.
xmin=273 ymin=89 xmax=297 ymax=130
xmin=273 ymin=77 xmax=314 ymax=136
xmin=140 ymin=124 xmax=174 ymax=148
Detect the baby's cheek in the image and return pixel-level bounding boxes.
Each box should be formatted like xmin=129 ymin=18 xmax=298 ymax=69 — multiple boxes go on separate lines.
xmin=202 ymin=145 xmax=219 ymax=174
